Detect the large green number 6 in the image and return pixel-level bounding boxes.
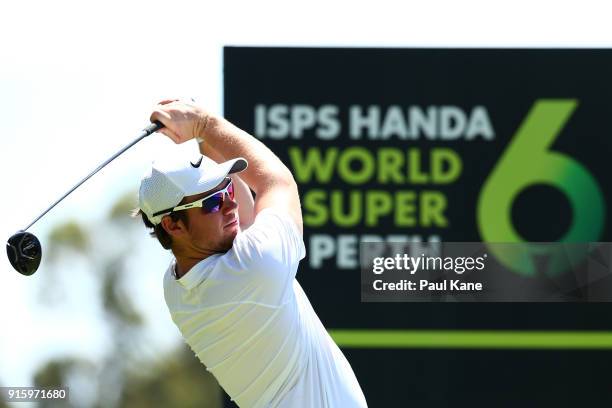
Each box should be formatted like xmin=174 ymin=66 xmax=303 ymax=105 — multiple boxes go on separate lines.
xmin=477 ymin=99 xmax=604 ymax=276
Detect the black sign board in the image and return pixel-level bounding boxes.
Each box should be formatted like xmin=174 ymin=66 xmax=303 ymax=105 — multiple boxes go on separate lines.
xmin=224 ymin=47 xmax=612 ymax=406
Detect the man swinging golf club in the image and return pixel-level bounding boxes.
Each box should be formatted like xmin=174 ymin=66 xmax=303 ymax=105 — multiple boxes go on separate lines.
xmin=137 ymin=99 xmax=367 ymax=407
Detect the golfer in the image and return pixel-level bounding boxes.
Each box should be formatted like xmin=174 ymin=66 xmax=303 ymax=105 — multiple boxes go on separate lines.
xmin=137 ymin=99 xmax=367 ymax=407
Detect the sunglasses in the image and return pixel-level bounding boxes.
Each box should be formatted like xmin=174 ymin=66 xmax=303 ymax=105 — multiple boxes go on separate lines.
xmin=154 ymin=178 xmax=234 ymax=217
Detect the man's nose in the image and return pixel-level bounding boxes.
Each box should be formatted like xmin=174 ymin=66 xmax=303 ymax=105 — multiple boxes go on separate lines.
xmin=221 ymin=193 xmax=238 ymax=214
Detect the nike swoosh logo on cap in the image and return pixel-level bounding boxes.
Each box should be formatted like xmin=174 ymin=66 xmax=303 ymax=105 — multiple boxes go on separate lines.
xmin=190 ymin=156 xmax=203 ymax=168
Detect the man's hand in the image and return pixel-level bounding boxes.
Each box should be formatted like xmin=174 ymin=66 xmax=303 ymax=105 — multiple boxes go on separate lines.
xmin=150 ymin=99 xmax=210 ymax=144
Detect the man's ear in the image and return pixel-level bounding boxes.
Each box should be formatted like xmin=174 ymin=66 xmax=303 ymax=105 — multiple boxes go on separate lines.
xmin=160 ymin=215 xmax=188 ymax=238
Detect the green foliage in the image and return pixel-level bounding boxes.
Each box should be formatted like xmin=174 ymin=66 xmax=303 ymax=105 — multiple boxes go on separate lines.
xmin=108 ymin=191 xmax=139 ymax=223
xmin=0 ymin=381 xmax=8 ymax=408
xmin=34 ymin=357 xmax=95 ymax=408
xmin=119 ymin=346 xmax=222 ymax=408
xmin=101 ymin=258 xmax=143 ymax=327
xmin=47 ymin=221 xmax=89 ymax=255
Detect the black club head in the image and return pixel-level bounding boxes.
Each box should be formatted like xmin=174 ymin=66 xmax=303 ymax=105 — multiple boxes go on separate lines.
xmin=6 ymin=231 xmax=42 ymax=276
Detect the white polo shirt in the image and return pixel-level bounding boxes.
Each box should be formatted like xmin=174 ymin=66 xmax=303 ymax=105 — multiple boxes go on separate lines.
xmin=163 ymin=208 xmax=367 ymax=408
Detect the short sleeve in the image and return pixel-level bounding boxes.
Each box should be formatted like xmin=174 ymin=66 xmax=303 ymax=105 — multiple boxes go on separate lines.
xmin=219 ymin=208 xmax=306 ymax=304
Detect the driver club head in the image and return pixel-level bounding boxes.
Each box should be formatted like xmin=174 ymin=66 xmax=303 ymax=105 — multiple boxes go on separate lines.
xmin=6 ymin=231 xmax=42 ymax=276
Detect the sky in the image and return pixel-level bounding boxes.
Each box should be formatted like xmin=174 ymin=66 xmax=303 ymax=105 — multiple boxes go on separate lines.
xmin=2 ymin=0 xmax=612 ymax=402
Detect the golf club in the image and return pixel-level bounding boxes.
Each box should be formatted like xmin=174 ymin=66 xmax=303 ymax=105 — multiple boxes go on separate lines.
xmin=6 ymin=121 xmax=164 ymax=276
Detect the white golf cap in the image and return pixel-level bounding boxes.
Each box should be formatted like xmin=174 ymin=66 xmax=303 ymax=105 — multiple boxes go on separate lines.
xmin=139 ymin=154 xmax=248 ymax=225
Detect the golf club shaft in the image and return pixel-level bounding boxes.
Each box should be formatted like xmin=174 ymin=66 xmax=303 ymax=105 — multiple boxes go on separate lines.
xmin=23 ymin=121 xmax=164 ymax=231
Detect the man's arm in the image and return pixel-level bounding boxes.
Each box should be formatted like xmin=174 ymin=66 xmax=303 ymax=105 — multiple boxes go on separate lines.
xmin=151 ymin=100 xmax=303 ymax=234
xmin=199 ymin=142 xmax=255 ymax=230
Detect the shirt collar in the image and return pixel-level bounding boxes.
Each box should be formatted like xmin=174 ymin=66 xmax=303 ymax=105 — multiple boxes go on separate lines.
xmin=172 ymin=255 xmax=219 ymax=290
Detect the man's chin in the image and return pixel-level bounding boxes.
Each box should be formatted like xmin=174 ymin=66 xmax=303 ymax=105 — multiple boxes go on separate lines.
xmin=219 ymin=230 xmax=239 ymax=251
